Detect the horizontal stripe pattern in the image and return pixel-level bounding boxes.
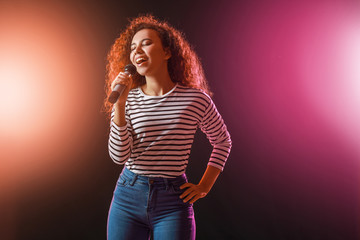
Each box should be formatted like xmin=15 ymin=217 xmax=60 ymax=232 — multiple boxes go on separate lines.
xmin=108 ymin=84 xmax=232 ymax=178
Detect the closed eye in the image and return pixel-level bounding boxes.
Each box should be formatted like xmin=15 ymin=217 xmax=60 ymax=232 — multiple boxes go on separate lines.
xmin=130 ymin=38 xmax=152 ymax=52
xmin=142 ymin=39 xmax=152 ymax=46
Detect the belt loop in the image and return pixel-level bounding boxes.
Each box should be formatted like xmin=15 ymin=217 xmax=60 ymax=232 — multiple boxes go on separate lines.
xmin=164 ymin=178 xmax=169 ymax=191
xmin=129 ymin=174 xmax=138 ymax=186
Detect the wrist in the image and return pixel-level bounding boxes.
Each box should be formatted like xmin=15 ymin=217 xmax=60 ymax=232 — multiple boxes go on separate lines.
xmin=114 ymin=102 xmax=125 ymax=111
xmin=198 ymin=182 xmax=212 ymax=193
xmin=197 ymin=165 xmax=222 ymax=194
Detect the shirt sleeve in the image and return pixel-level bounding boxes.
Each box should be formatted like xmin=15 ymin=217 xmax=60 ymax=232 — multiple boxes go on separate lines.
xmin=199 ymin=97 xmax=232 ymax=171
xmin=108 ymin=107 xmax=133 ymax=165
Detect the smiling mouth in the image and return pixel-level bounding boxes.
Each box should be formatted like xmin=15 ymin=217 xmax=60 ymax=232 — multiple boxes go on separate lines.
xmin=135 ymin=57 xmax=147 ymax=65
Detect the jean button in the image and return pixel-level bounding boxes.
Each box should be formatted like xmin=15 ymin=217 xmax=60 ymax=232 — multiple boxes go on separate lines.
xmin=149 ymin=180 xmax=154 ymax=184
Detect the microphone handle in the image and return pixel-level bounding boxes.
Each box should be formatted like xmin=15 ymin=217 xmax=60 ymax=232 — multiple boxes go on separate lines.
xmin=108 ymin=84 xmax=126 ymax=104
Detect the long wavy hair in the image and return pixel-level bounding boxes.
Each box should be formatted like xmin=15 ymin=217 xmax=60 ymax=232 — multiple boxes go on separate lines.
xmin=103 ymin=14 xmax=212 ymax=118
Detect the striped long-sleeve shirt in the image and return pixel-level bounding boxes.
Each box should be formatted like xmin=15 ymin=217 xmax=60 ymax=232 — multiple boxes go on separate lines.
xmin=108 ymin=84 xmax=232 ymax=178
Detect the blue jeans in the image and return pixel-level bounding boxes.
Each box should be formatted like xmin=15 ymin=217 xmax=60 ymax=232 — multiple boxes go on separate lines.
xmin=107 ymin=167 xmax=196 ymax=240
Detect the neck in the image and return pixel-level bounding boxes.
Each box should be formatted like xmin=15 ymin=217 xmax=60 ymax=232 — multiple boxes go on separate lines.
xmin=143 ymin=70 xmax=175 ymax=96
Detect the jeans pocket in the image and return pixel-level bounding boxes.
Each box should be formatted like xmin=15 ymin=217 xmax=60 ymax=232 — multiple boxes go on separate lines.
xmin=170 ymin=180 xmax=187 ymax=195
xmin=117 ymin=174 xmax=128 ymax=186
xmin=171 ymin=180 xmax=195 ymax=207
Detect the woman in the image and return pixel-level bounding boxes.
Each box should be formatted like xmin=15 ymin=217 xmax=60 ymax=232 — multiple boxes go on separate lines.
xmin=104 ymin=14 xmax=232 ymax=240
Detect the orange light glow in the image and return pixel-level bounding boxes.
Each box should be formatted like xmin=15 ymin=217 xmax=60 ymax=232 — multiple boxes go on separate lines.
xmin=0 ymin=2 xmax=106 ymax=238
xmin=0 ymin=2 xmax=101 ymax=192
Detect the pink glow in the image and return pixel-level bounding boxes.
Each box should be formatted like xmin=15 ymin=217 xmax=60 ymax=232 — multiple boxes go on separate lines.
xmin=208 ymin=0 xmax=360 ymax=160
xmin=299 ymin=11 xmax=360 ymax=156
xmin=201 ymin=1 xmax=360 ymax=236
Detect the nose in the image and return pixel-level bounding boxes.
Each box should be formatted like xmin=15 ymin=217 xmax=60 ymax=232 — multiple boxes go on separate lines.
xmin=131 ymin=44 xmax=143 ymax=62
xmin=134 ymin=44 xmax=144 ymax=54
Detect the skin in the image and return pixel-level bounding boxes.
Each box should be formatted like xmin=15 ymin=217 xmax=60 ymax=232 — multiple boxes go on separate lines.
xmin=111 ymin=28 xmax=221 ymax=204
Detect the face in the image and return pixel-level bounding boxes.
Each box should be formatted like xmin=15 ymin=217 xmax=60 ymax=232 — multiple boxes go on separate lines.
xmin=130 ymin=28 xmax=171 ymax=77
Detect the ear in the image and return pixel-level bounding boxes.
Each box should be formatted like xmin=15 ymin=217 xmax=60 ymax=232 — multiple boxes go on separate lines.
xmin=164 ymin=48 xmax=171 ymax=60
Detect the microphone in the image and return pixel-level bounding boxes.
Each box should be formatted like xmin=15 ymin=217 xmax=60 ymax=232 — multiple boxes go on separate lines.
xmin=108 ymin=64 xmax=137 ymax=104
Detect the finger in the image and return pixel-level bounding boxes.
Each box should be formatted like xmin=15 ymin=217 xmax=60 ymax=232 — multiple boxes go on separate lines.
xmin=115 ymin=73 xmax=130 ymax=83
xmin=180 ymin=183 xmax=193 ymax=190
xmin=111 ymin=74 xmax=131 ymax=90
xmin=120 ymin=72 xmax=131 ymax=77
xmin=189 ymin=195 xmax=201 ymax=204
xmin=111 ymin=77 xmax=123 ymax=89
xmin=181 ymin=187 xmax=199 ymax=201
xmin=117 ymin=72 xmax=130 ymax=79
xmin=180 ymin=187 xmax=195 ymax=199
xmin=183 ymin=191 xmax=198 ymax=203
xmin=180 ymin=189 xmax=192 ymax=199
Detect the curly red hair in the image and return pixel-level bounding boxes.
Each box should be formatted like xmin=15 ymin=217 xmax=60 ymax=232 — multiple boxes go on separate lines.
xmin=103 ymin=14 xmax=212 ymax=117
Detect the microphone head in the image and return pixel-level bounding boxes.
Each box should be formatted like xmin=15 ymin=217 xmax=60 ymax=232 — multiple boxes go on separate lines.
xmin=124 ymin=64 xmax=137 ymax=75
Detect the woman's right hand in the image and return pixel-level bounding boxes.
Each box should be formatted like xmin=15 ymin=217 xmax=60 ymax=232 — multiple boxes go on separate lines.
xmin=111 ymin=71 xmax=133 ymax=106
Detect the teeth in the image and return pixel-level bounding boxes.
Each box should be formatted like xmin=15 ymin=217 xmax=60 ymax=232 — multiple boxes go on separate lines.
xmin=136 ymin=57 xmax=146 ymax=64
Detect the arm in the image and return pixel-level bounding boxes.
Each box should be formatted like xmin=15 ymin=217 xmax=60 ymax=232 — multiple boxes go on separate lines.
xmin=111 ymin=71 xmax=133 ymax=127
xmin=112 ymin=102 xmax=127 ymax=127
xmin=180 ymin=165 xmax=221 ymax=204
xmin=108 ymin=72 xmax=134 ymax=164
xmin=180 ymin=96 xmax=232 ymax=203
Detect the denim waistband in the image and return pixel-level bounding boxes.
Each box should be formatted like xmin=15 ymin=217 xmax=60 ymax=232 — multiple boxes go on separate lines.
xmin=121 ymin=166 xmax=188 ymax=186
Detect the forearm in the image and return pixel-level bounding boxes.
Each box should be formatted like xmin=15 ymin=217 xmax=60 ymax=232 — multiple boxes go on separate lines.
xmin=112 ymin=103 xmax=127 ymax=127
xmin=108 ymin=120 xmax=132 ymax=164
xmin=108 ymin=102 xmax=132 ymax=164
xmin=198 ymin=165 xmax=221 ymax=193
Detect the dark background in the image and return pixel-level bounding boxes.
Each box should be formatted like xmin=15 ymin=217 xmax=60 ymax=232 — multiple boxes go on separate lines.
xmin=1 ymin=0 xmax=359 ymax=239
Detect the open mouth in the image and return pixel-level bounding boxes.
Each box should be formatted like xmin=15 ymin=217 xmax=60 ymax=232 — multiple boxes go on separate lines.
xmin=135 ymin=57 xmax=147 ymax=65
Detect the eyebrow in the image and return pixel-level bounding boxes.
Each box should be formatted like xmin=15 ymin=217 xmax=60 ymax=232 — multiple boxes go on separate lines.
xmin=131 ymin=38 xmax=152 ymax=46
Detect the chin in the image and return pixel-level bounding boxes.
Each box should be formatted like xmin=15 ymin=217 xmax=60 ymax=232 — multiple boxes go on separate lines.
xmin=135 ymin=67 xmax=146 ymax=76
xmin=137 ymin=71 xmax=147 ymax=77
xmin=137 ymin=68 xmax=154 ymax=77
xmin=137 ymin=71 xmax=146 ymax=76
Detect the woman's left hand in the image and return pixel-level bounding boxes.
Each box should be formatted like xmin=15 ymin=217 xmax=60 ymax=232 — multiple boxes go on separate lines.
xmin=179 ymin=183 xmax=210 ymax=204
